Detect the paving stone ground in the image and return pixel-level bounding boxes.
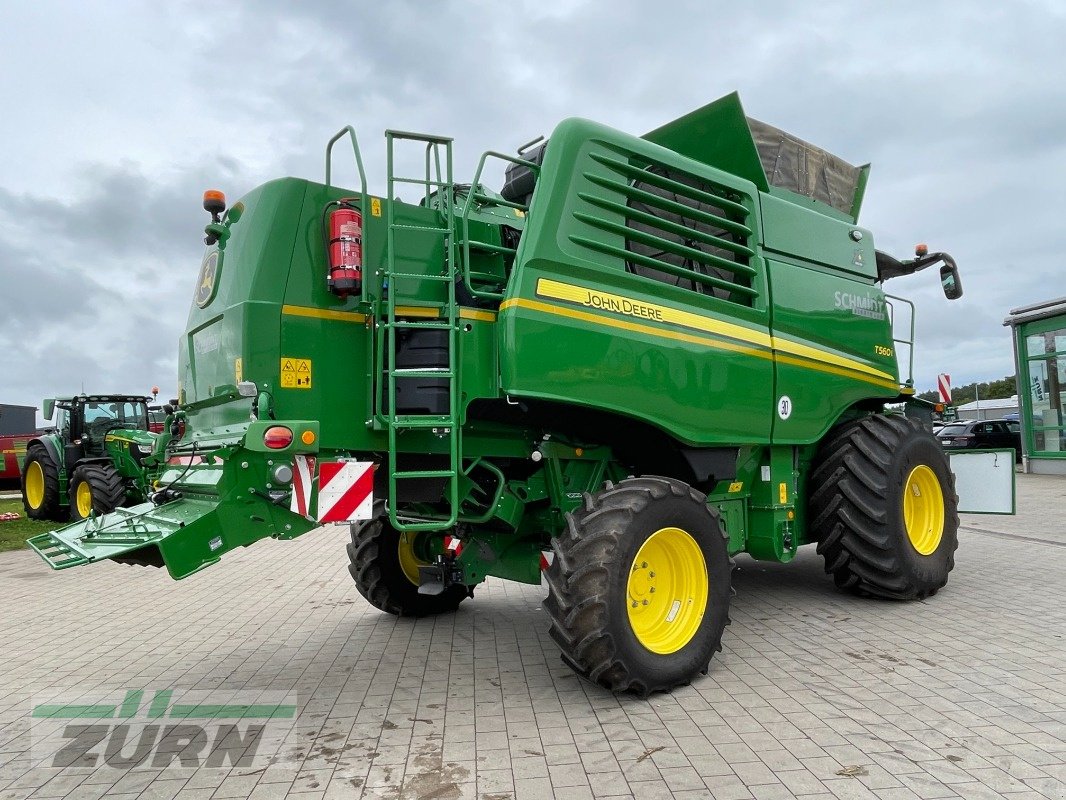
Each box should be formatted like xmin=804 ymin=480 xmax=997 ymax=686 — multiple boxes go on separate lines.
xmin=0 ymin=473 xmax=1063 ymax=800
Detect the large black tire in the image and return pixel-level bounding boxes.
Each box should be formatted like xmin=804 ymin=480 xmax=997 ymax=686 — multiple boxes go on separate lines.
xmin=69 ymin=463 xmax=127 ymax=521
xmin=347 ymin=513 xmax=468 ymax=617
xmin=809 ymin=415 xmax=959 ymax=600
xmin=544 ymin=476 xmax=732 ymax=696
xmin=22 ymin=443 xmax=64 ymax=521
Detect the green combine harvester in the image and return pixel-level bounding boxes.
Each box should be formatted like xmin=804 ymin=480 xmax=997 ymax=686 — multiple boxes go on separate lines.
xmin=29 ymin=94 xmax=968 ymax=694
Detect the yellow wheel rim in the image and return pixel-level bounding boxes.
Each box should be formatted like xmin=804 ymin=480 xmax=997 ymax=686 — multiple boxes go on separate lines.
xmin=75 ymin=481 xmax=94 ymax=519
xmin=627 ymin=527 xmax=708 ymax=655
xmin=904 ymin=465 xmax=944 ymax=556
xmin=398 ymin=534 xmax=427 ymax=586
xmin=25 ymin=461 xmax=45 ymax=509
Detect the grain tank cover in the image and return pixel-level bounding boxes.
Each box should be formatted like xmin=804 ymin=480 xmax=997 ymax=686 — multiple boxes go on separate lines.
xmin=644 ymin=92 xmax=868 ymax=221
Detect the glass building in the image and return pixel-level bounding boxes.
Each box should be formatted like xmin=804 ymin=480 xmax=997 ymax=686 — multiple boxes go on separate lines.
xmin=1004 ymin=297 xmax=1066 ymax=474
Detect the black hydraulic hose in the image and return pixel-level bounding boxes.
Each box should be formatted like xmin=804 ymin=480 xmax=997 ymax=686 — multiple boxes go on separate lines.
xmin=152 ymin=440 xmax=199 ymax=503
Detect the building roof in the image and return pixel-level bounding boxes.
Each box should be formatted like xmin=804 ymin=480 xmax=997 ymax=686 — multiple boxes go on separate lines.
xmin=955 ymin=394 xmax=1019 ymax=412
xmin=1003 ymin=297 xmax=1066 ymax=327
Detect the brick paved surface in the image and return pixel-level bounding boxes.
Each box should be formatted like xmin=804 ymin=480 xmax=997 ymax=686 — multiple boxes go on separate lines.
xmin=0 ymin=474 xmax=1063 ymax=800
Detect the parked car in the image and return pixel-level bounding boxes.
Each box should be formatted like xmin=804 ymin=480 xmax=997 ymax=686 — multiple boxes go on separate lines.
xmin=936 ymin=419 xmax=1021 ymax=461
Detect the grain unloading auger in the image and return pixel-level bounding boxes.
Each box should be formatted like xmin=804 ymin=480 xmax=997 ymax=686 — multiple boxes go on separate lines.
xmin=30 ymin=93 xmax=971 ymax=694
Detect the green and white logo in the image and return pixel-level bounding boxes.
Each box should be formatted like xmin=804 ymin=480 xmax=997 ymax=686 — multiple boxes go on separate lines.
xmin=195 ymin=251 xmax=221 ymax=309
xmin=30 ymin=688 xmax=299 ymax=770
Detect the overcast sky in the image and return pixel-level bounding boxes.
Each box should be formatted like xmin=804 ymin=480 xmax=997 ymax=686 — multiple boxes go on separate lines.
xmin=1 ymin=1 xmax=1063 ymax=423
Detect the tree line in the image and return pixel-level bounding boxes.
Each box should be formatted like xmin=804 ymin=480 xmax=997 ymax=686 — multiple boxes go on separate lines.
xmin=916 ymin=375 xmax=1017 ymax=406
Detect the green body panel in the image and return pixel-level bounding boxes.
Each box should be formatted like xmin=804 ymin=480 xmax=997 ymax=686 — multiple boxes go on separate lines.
xmin=642 ymin=92 xmax=770 ymax=193
xmin=760 ymin=193 xmax=875 ymax=278
xmin=500 ymin=117 xmax=897 ymax=446
xmin=768 ymin=258 xmax=898 ymax=443
xmin=30 ymin=95 xmax=939 ymax=587
xmin=102 ymin=429 xmax=158 ymax=499
xmin=500 ymin=119 xmax=774 ymax=445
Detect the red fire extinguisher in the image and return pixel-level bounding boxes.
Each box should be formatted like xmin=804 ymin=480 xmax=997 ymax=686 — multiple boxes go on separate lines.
xmin=327 ymin=200 xmax=362 ymax=297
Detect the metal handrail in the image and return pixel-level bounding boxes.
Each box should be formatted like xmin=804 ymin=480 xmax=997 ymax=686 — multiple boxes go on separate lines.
xmin=885 ymin=293 xmax=915 ymax=388
xmin=325 ymin=126 xmax=368 ymax=192
xmin=325 ymin=127 xmax=370 ymax=303
xmin=459 ymin=151 xmax=540 ymax=300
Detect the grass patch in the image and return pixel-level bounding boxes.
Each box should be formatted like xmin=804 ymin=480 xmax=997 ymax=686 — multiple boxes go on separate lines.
xmin=0 ymin=497 xmax=56 ymax=552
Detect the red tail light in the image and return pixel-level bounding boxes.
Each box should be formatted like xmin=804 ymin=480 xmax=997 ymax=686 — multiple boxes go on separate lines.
xmin=263 ymin=426 xmax=294 ymax=449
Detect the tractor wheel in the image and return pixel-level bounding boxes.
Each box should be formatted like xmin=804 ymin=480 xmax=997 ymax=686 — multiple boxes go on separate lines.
xmin=809 ymin=414 xmax=959 ymax=600
xmin=22 ymin=444 xmax=64 ymax=521
xmin=69 ymin=463 xmax=127 ymax=521
xmin=347 ymin=512 xmax=469 ymax=617
xmin=543 ymin=476 xmax=732 ymax=696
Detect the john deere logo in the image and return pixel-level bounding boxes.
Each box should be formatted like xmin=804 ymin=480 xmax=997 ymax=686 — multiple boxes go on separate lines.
xmin=195 ymin=251 xmax=220 ymax=308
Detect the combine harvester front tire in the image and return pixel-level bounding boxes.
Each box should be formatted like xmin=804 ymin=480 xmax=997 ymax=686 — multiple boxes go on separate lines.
xmin=544 ymin=476 xmax=732 ymax=696
xmin=810 ymin=415 xmax=959 ymax=600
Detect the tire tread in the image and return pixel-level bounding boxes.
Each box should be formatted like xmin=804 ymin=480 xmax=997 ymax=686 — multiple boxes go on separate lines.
xmin=543 ymin=475 xmax=730 ymax=695
xmin=809 ymin=415 xmax=960 ymax=600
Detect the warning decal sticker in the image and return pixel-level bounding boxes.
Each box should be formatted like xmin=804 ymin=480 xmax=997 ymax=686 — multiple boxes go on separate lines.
xmin=280 ymin=357 xmax=312 ymax=389
xmin=317 ymin=460 xmax=374 ymax=522
xmin=291 ymin=455 xmax=317 ymax=519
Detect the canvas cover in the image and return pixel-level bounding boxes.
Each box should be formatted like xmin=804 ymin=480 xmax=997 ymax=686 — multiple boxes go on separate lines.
xmin=747 ymin=117 xmax=862 ymax=215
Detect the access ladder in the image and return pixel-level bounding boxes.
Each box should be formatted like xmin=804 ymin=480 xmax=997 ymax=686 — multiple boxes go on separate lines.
xmin=380 ymin=130 xmax=460 ymax=532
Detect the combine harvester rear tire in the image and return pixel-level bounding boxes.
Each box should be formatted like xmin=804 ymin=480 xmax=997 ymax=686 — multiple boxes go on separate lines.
xmin=347 ymin=511 xmax=469 ymax=617
xmin=22 ymin=444 xmax=64 ymax=522
xmin=70 ymin=463 xmax=127 ymax=521
xmin=810 ymin=415 xmax=959 ymax=600
xmin=544 ymin=476 xmax=732 ymax=696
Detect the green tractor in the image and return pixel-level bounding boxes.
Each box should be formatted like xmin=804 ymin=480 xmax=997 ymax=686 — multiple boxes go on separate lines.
xmin=22 ymin=395 xmax=160 ymax=521
xmin=30 ymin=94 xmax=978 ymax=694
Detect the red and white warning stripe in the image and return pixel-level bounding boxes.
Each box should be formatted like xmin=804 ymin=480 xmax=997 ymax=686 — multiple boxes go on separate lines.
xmin=938 ymin=373 xmax=952 ymax=404
xmin=317 ymin=460 xmax=375 ymax=523
xmin=290 ymin=455 xmax=317 ymax=519
xmin=539 ymin=551 xmax=555 ymax=571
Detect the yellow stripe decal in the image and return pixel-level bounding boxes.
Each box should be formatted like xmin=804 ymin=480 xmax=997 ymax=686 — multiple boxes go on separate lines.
xmin=459 ymin=309 xmax=497 ymax=322
xmin=393 ymin=305 xmax=439 ymax=318
xmin=775 ymin=354 xmax=897 ymax=390
xmin=506 ymin=279 xmax=898 ymax=392
xmin=501 ymin=298 xmax=770 ymax=361
xmin=770 ymin=336 xmax=894 ymax=382
xmin=283 ymin=304 xmax=496 ymax=324
xmin=537 ymin=278 xmax=773 ymax=349
xmin=282 ymin=305 xmax=367 ymax=323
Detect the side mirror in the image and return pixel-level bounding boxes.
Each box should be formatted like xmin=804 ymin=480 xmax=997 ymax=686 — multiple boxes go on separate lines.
xmin=940 ymin=260 xmax=963 ymax=300
xmin=42 ymin=399 xmax=55 ymax=421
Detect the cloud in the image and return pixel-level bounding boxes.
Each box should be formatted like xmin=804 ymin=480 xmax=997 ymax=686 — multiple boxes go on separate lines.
xmin=0 ymin=155 xmax=258 ymax=411
xmin=1 ymin=1 xmax=1064 ymax=421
